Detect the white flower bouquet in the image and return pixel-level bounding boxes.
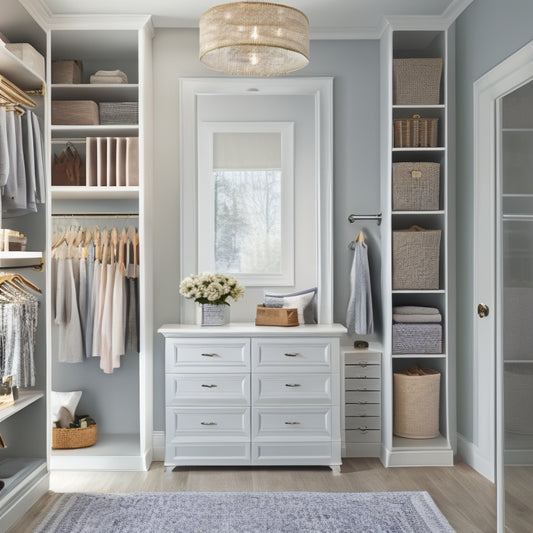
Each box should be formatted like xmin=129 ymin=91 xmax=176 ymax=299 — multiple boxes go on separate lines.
xmin=179 ymin=272 xmax=245 ymax=306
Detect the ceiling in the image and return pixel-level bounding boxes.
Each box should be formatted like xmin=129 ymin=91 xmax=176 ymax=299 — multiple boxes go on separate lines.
xmin=38 ymin=0 xmax=473 ymax=38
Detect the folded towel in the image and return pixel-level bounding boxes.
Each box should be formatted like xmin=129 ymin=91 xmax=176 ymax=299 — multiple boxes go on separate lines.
xmin=93 ymin=69 xmax=128 ymax=81
xmin=393 ymin=305 xmax=440 ymax=315
xmin=90 ymin=75 xmax=128 ymax=85
xmin=393 ymin=313 xmax=442 ymax=323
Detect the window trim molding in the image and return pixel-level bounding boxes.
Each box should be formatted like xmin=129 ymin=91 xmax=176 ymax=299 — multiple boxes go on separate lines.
xmin=197 ymin=121 xmax=295 ymax=286
xmin=179 ymin=77 xmax=334 ymax=324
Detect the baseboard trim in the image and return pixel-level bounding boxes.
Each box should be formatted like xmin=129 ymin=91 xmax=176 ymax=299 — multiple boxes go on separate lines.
xmin=456 ymin=433 xmax=494 ymax=482
xmin=152 ymin=431 xmax=165 ymax=462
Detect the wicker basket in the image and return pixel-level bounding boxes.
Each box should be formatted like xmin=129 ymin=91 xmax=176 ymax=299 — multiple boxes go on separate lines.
xmin=392 ymin=323 xmax=442 ymax=354
xmin=99 ymin=102 xmax=138 ymax=125
xmin=393 ymin=367 xmax=440 ymax=438
xmin=52 ymin=60 xmax=83 ymax=84
xmin=255 ymin=305 xmax=299 ymax=327
xmin=392 ymin=162 xmax=440 ymax=211
xmin=52 ymin=100 xmax=99 ymax=125
xmin=52 ymin=424 xmax=98 ymax=449
xmin=393 ymin=114 xmax=438 ymax=148
xmin=392 ymin=225 xmax=441 ymax=290
xmin=393 ymin=58 xmax=443 ymax=105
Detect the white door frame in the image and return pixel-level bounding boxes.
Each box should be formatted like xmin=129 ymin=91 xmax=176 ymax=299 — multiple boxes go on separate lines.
xmin=473 ymin=40 xmax=533 ymax=531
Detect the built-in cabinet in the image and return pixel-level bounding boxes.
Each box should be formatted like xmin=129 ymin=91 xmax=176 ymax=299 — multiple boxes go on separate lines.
xmin=380 ymin=26 xmax=455 ymax=467
xmin=0 ymin=2 xmax=48 ymax=531
xmin=160 ymin=324 xmax=345 ymax=473
xmin=47 ymin=18 xmax=154 ymax=471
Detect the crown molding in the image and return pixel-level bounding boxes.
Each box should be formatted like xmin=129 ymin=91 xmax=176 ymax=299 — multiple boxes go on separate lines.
xmin=442 ymin=0 xmax=475 ymax=26
xmin=47 ymin=13 xmax=152 ymax=31
xmin=18 ymin=0 xmax=53 ymax=29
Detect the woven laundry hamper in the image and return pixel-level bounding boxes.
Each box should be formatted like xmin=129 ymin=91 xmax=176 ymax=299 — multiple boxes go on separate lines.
xmin=393 ymin=114 xmax=439 ymax=148
xmin=392 ymin=323 xmax=442 ymax=354
xmin=392 ymin=225 xmax=441 ymax=290
xmin=394 ymin=367 xmax=440 ymax=439
xmin=393 ymin=58 xmax=443 ymax=105
xmin=392 ymin=162 xmax=440 ymax=211
xmin=52 ymin=100 xmax=99 ymax=125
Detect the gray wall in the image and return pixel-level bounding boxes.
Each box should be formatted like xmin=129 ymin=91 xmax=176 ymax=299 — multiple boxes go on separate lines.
xmin=455 ymin=0 xmax=533 ymax=441
xmin=152 ymin=29 xmax=380 ymax=430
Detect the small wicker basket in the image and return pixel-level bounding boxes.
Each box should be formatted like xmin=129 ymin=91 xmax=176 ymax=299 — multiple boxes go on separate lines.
xmin=392 ymin=162 xmax=440 ymax=211
xmin=393 ymin=114 xmax=438 ymax=148
xmin=393 ymin=58 xmax=443 ymax=105
xmin=255 ymin=305 xmax=299 ymax=327
xmin=393 ymin=367 xmax=440 ymax=439
xmin=52 ymin=424 xmax=98 ymax=449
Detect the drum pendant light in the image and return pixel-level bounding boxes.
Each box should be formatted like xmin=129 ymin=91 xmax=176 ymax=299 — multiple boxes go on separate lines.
xmin=199 ymin=2 xmax=310 ymax=76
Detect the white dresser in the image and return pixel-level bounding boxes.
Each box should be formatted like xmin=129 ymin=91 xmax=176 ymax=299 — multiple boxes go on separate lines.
xmin=159 ymin=323 xmax=346 ymax=473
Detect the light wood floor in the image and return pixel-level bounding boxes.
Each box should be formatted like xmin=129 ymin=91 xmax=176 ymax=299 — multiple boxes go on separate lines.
xmin=12 ymin=459 xmax=497 ymax=532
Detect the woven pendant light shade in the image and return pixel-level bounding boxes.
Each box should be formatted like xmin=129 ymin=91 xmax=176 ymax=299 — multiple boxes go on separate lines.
xmin=199 ymin=2 xmax=309 ymax=76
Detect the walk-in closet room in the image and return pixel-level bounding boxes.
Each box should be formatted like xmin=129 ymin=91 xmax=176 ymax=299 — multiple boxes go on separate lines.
xmin=1 ymin=1 xmax=532 ymax=532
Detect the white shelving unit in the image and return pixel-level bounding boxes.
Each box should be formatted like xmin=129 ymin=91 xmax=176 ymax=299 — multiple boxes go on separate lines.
xmin=0 ymin=2 xmax=49 ymax=530
xmin=48 ymin=18 xmax=154 ymax=471
xmin=380 ymin=25 xmax=455 ymax=467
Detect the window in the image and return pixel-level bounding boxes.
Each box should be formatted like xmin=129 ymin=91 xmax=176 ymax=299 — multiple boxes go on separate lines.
xmin=198 ymin=122 xmax=294 ymax=286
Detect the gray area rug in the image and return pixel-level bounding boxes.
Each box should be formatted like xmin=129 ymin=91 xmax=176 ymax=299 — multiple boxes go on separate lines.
xmin=35 ymin=490 xmax=455 ymax=532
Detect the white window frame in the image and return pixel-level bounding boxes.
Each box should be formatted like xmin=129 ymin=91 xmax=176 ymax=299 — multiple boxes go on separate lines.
xmin=197 ymin=121 xmax=295 ymax=286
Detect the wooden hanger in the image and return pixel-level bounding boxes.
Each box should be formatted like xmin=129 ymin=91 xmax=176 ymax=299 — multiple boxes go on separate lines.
xmin=355 ymin=230 xmax=365 ymax=244
xmin=0 ymin=273 xmax=41 ymax=294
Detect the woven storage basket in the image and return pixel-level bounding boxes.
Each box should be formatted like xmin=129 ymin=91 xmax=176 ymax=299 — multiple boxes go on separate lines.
xmin=392 ymin=225 xmax=441 ymax=290
xmin=392 ymin=323 xmax=442 ymax=354
xmin=393 ymin=367 xmax=440 ymax=438
xmin=255 ymin=305 xmax=299 ymax=327
xmin=52 ymin=424 xmax=98 ymax=449
xmin=393 ymin=58 xmax=443 ymax=105
xmin=52 ymin=60 xmax=83 ymax=84
xmin=52 ymin=100 xmax=99 ymax=125
xmin=99 ymin=102 xmax=138 ymax=125
xmin=393 ymin=114 xmax=438 ymax=148
xmin=392 ymin=162 xmax=440 ymax=211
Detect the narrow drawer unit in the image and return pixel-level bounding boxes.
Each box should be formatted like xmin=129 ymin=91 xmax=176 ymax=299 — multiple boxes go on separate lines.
xmin=166 ymin=374 xmax=250 ymax=405
xmin=253 ymin=373 xmax=331 ymax=405
xmin=345 ymin=390 xmax=381 ymax=404
xmin=345 ymin=403 xmax=380 ymax=417
xmin=166 ymin=407 xmax=250 ymax=440
xmin=345 ymin=416 xmax=381 ymax=431
xmin=345 ymin=429 xmax=381 ymax=443
xmin=345 ymin=365 xmax=380 ymax=379
xmin=253 ymin=407 xmax=331 ymax=439
xmin=345 ymin=377 xmax=381 ymax=391
xmin=165 ymin=338 xmax=250 ymax=372
xmin=252 ymin=338 xmax=334 ymax=372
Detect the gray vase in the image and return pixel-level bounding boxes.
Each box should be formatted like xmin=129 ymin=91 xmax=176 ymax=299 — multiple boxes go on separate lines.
xmin=200 ymin=303 xmax=229 ymax=326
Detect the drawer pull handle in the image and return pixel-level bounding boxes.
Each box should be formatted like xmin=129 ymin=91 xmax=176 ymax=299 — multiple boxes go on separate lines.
xmin=285 ymin=383 xmax=301 ymax=388
xmin=201 ymin=353 xmax=218 ymax=357
xmin=201 ymin=384 xmax=218 ymax=388
xmin=358 ymin=425 xmax=368 ymax=431
xmin=284 ymin=421 xmax=301 ymax=425
xmin=284 ymin=352 xmax=299 ymax=357
xmin=201 ymin=421 xmax=217 ymax=426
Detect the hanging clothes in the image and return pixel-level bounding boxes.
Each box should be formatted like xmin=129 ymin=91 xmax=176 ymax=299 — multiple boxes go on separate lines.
xmin=0 ymin=274 xmax=40 ymax=388
xmin=346 ymin=231 xmax=374 ymax=335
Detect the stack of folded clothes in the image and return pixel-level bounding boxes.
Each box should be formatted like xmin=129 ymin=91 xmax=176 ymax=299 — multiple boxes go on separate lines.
xmin=392 ymin=306 xmax=442 ymax=354
xmin=90 ymin=69 xmax=128 ymax=84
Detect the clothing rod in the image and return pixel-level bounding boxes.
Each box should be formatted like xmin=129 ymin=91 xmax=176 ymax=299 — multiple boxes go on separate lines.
xmin=52 ymin=213 xmax=139 ymax=218
xmin=502 ymin=214 xmax=533 ymax=221
xmin=348 ymin=213 xmax=382 ymax=225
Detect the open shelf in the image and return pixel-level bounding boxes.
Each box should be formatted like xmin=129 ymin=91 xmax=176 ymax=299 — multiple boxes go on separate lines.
xmin=392 ymin=434 xmax=450 ymax=450
xmin=0 ymin=43 xmax=44 ymax=89
xmin=51 ymin=186 xmax=139 ymax=200
xmin=50 ymin=433 xmax=144 ymax=471
xmin=52 ymin=83 xmax=138 ymax=101
xmin=0 ymin=458 xmax=47 ymax=508
xmin=392 ymin=353 xmax=446 ymax=359
xmin=0 ymin=390 xmax=44 ymax=423
xmin=51 ymin=124 xmax=138 ymax=138
xmin=0 ymin=251 xmax=43 ymax=269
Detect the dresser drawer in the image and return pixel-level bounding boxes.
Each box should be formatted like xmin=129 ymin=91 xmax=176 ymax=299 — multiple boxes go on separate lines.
xmin=345 ymin=365 xmax=380 ymax=379
xmin=166 ymin=374 xmax=250 ymax=405
xmin=166 ymin=407 xmax=250 ymax=439
xmin=253 ymin=407 xmax=331 ymax=439
xmin=166 ymin=338 xmax=250 ymax=372
xmin=345 ymin=391 xmax=381 ymax=404
xmin=345 ymin=429 xmax=381 ymax=443
xmin=252 ymin=338 xmax=334 ymax=372
xmin=343 ymin=350 xmax=381 ymax=365
xmin=166 ymin=442 xmax=251 ymax=465
xmin=252 ymin=441 xmax=332 ymax=465
xmin=253 ymin=373 xmax=331 ymax=405
xmin=345 ymin=377 xmax=381 ymax=391
xmin=345 ymin=416 xmax=381 ymax=431
xmin=345 ymin=403 xmax=380 ymax=417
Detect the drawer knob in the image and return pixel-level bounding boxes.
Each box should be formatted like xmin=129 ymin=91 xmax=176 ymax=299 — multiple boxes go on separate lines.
xmin=201 ymin=353 xmax=218 ymax=357
xmin=201 ymin=384 xmax=218 ymax=388
xmin=358 ymin=425 xmax=368 ymax=431
xmin=285 ymin=383 xmax=301 ymax=388
xmin=284 ymin=352 xmax=299 ymax=357
xmin=201 ymin=421 xmax=217 ymax=426
xmin=284 ymin=421 xmax=301 ymax=425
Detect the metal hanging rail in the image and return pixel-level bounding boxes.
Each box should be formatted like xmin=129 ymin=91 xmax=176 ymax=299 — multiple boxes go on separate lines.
xmin=347 ymin=213 xmax=382 ymax=225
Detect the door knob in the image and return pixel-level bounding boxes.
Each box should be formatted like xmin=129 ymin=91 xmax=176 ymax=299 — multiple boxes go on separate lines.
xmin=477 ymin=303 xmax=490 ymax=318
